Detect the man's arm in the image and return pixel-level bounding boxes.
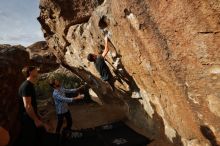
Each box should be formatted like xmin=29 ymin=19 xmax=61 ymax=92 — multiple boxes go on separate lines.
xmin=54 ymin=92 xmax=75 ymax=103
xmin=102 ymin=36 xmax=109 ymax=58
xmin=63 ymin=88 xmax=77 ymax=94
xmin=54 ymin=92 xmax=83 ymax=102
xmin=75 ymin=85 xmax=85 ymax=92
xmin=23 ymin=97 xmax=43 ymax=127
xmin=63 ymin=84 xmax=85 ymax=94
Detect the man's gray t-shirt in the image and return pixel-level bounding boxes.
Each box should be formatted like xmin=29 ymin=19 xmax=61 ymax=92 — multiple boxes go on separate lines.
xmin=94 ymin=55 xmax=111 ymax=81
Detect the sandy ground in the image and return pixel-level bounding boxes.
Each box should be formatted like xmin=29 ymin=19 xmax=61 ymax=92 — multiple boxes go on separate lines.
xmin=39 ymin=97 xmax=175 ymax=146
xmin=41 ymin=97 xmax=126 ymax=132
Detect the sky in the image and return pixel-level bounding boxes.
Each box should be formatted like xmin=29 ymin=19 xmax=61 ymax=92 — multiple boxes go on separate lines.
xmin=0 ymin=0 xmax=44 ymax=46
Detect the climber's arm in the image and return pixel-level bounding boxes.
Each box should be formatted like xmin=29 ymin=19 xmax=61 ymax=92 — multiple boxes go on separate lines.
xmin=102 ymin=36 xmax=109 ymax=58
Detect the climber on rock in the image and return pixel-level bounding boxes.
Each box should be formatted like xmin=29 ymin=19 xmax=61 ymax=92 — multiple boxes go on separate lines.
xmin=49 ymin=78 xmax=84 ymax=135
xmin=87 ymin=36 xmax=115 ymax=91
xmin=18 ymin=66 xmax=50 ymax=146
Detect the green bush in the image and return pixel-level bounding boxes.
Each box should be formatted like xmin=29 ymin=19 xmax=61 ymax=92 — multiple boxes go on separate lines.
xmin=35 ymin=79 xmax=52 ymax=100
xmin=52 ymin=73 xmax=82 ymax=89
xmin=35 ymin=73 xmax=82 ymax=100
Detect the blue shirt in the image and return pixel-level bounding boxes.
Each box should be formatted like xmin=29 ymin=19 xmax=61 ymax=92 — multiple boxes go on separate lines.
xmin=53 ymin=87 xmax=77 ymax=114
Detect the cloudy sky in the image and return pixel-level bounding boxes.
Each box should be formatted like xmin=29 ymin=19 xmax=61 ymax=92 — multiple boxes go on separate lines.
xmin=0 ymin=0 xmax=44 ymax=46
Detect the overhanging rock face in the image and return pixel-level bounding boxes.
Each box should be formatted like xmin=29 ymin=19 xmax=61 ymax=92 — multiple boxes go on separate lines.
xmin=38 ymin=0 xmax=220 ymax=145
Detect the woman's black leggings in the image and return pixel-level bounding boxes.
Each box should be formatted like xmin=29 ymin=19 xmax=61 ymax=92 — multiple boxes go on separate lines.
xmin=56 ymin=110 xmax=72 ymax=134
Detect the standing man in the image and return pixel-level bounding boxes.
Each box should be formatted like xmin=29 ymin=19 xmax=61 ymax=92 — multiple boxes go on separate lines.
xmin=49 ymin=78 xmax=84 ymax=134
xmin=18 ymin=66 xmax=48 ymax=146
xmin=87 ymin=36 xmax=115 ymax=91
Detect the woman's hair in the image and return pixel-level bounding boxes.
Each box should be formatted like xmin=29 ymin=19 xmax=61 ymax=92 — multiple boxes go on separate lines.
xmin=48 ymin=78 xmax=56 ymax=88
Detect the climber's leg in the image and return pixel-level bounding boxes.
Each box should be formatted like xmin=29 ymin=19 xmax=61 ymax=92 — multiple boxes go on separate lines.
xmin=106 ymin=74 xmax=115 ymax=91
xmin=56 ymin=114 xmax=64 ymax=134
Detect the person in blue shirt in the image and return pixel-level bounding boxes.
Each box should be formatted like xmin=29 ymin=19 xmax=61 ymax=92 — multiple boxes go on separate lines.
xmin=49 ymin=78 xmax=84 ymax=134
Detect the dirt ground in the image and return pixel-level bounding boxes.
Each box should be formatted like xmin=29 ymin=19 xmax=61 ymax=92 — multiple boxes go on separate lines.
xmin=41 ymin=96 xmax=126 ymax=132
xmin=40 ymin=96 xmax=175 ymax=146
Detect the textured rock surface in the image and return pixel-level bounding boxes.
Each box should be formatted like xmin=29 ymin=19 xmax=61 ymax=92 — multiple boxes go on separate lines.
xmin=38 ymin=0 xmax=220 ymax=145
xmin=27 ymin=41 xmax=59 ymax=73
xmin=0 ymin=45 xmax=29 ymax=145
xmin=0 ymin=43 xmax=59 ymax=145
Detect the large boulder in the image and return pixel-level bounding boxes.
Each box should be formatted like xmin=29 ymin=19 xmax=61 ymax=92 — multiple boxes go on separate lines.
xmin=27 ymin=41 xmax=59 ymax=73
xmin=38 ymin=0 xmax=220 ymax=145
xmin=0 ymin=45 xmax=29 ymax=145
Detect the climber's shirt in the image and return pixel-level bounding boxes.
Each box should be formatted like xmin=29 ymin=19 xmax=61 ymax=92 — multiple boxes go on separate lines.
xmin=18 ymin=80 xmax=38 ymax=119
xmin=94 ymin=55 xmax=111 ymax=81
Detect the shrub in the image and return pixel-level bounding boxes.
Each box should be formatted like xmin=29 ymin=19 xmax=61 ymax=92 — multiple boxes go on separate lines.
xmin=35 ymin=73 xmax=82 ymax=100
